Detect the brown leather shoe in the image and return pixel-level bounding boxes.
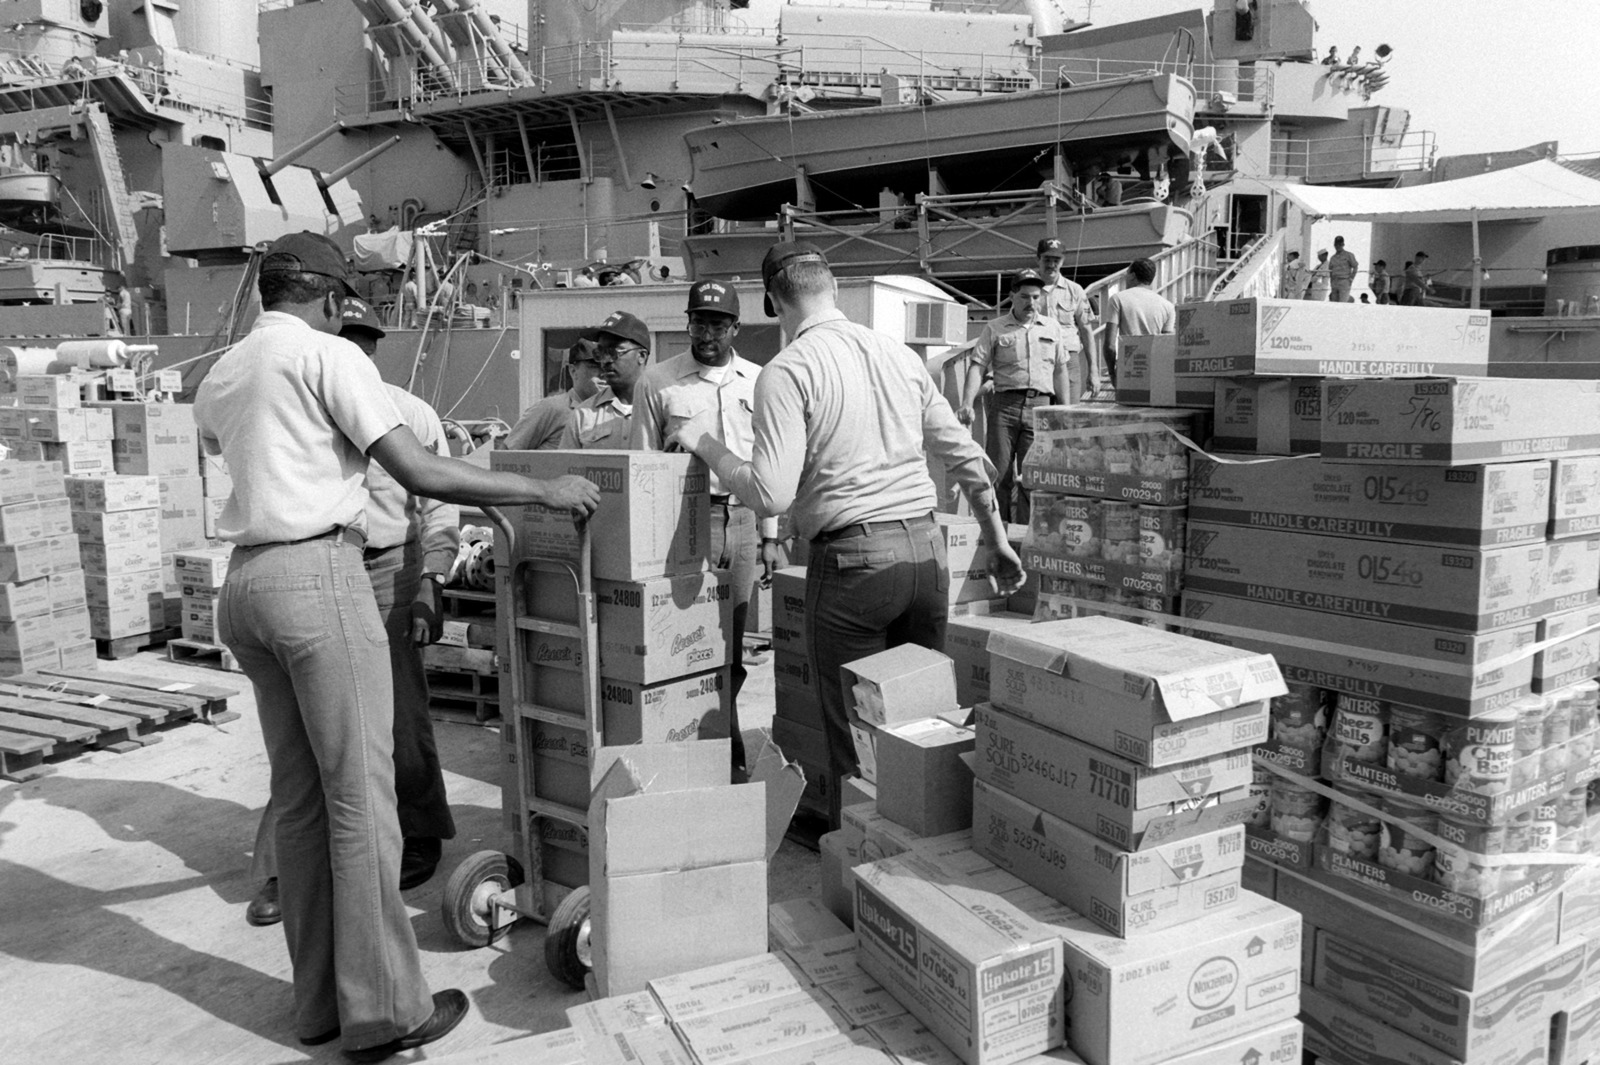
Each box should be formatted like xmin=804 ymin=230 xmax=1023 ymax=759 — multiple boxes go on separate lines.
xmin=246 ymin=877 xmax=281 ymax=927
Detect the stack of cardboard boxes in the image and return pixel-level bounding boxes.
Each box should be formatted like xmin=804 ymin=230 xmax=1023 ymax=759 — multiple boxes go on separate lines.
xmin=488 ymin=450 xmax=732 ymax=910
xmin=1017 ymin=404 xmax=1205 ymax=626
xmin=66 ymin=473 xmax=167 ymax=645
xmin=175 ymin=547 xmax=230 ymax=644
xmin=0 ymin=461 xmax=91 ymax=673
xmin=1164 ymin=299 xmax=1600 ymax=1065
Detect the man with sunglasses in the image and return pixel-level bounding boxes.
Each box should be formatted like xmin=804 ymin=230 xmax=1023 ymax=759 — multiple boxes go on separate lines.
xmin=502 ymin=337 xmax=601 ymax=450
xmin=632 ymin=280 xmax=778 ymax=778
xmin=560 ymin=310 xmax=649 ymax=449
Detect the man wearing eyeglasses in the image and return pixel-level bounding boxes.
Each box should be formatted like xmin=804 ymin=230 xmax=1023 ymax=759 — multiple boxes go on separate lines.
xmin=560 ymin=311 xmax=649 ymax=449
xmin=502 ymin=337 xmax=601 ymax=450
xmin=632 ymin=280 xmax=778 ymax=778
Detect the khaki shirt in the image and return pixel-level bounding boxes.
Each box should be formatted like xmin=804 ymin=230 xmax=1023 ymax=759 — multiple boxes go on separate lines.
xmin=505 ymin=388 xmax=583 ymax=451
xmin=713 ymin=309 xmax=994 ymax=541
xmin=1043 ymin=278 xmax=1093 ymax=351
xmin=365 ymin=385 xmax=460 ymax=575
xmin=1329 ymin=249 xmax=1359 ymax=283
xmin=559 ymin=387 xmax=633 ymax=449
xmin=972 ymin=313 xmax=1066 ymax=394
xmin=632 ymin=350 xmax=778 ymax=537
xmin=195 ymin=311 xmax=402 ymax=544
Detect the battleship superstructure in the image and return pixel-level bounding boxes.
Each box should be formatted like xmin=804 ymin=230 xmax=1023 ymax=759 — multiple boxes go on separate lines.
xmin=0 ymin=0 xmax=1595 ymax=411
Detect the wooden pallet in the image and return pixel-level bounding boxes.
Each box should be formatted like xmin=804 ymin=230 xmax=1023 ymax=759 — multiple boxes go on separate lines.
xmin=428 ymin=668 xmax=500 ymax=724
xmin=0 ymin=664 xmax=237 ymax=780
xmin=167 ymin=638 xmax=241 ymax=674
xmin=95 ymin=626 xmax=181 ymax=661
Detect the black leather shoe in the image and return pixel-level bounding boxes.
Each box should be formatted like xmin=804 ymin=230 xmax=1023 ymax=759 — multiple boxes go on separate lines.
xmin=399 ymin=837 xmax=442 ymax=891
xmin=344 ymin=989 xmax=469 ymax=1063
xmin=300 ymin=1026 xmax=340 ymax=1047
xmin=246 ymin=877 xmax=281 ymax=926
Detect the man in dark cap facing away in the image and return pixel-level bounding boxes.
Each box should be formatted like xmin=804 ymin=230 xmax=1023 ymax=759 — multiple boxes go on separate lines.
xmin=668 ymin=242 xmax=1024 ymax=825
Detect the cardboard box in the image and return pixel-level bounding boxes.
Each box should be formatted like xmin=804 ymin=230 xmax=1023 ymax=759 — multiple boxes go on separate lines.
xmin=0 ymin=577 xmax=51 ymax=619
xmin=71 ymin=506 xmax=160 ymax=545
xmin=1321 ymin=378 xmax=1600 ymax=466
xmin=1212 ymin=378 xmax=1322 ymax=455
xmin=865 ymin=1016 xmax=965 ymax=1065
xmin=80 ymin=532 xmax=163 ymax=576
xmin=941 ymin=611 xmax=1036 ymax=708
xmin=768 ymin=898 xmax=852 ymax=952
xmin=875 ymin=717 xmax=975 ymax=837
xmin=0 ymin=463 xmax=38 ymax=506
xmin=56 ymin=640 xmax=95 ymax=670
xmin=843 ymin=645 xmax=958 ymax=728
xmin=1184 ymin=521 xmax=1546 ymax=633
xmin=815 ymin=972 xmax=908 ymax=1029
xmin=1180 ymin=590 xmax=1536 ymax=717
xmin=973 ymin=779 xmax=1245 ymax=936
xmin=527 ymin=567 xmax=732 ymax=683
xmin=181 ymin=598 xmax=215 ymax=642
xmin=89 ymin=596 xmax=163 ymax=640
xmin=48 ymin=567 xmax=85 ymax=612
xmin=66 ymin=474 xmax=161 ymax=513
xmin=524 ymin=655 xmax=731 ymax=746
xmin=1022 ymin=891 xmax=1301 ymax=1065
xmin=853 ymin=857 xmax=1064 ymax=1065
xmin=1022 ymin=406 xmax=1199 ymax=507
xmin=1173 ymin=298 xmax=1491 ymax=377
xmin=1188 ymin=457 xmax=1552 ymax=549
xmin=7 ymin=406 xmax=114 ymax=444
xmin=1550 ymin=455 xmax=1600 ymax=539
xmin=52 ymin=605 xmax=89 ymax=646
xmin=588 ymin=744 xmax=770 ymax=996
xmin=203 ymin=495 xmax=225 ymax=539
xmin=771 ymin=567 xmax=807 ymax=657
xmin=89 ymin=401 xmax=199 ymax=476
xmin=649 ymin=952 xmax=810 ymax=1021
xmin=0 ymin=501 xmax=43 ymax=544
xmin=0 ymin=611 xmax=56 ymax=657
xmin=158 ymin=475 xmax=207 ymax=553
xmin=42 ymin=440 xmax=114 ymax=474
xmin=786 ymin=933 xmax=863 ymax=987
xmin=34 ymin=497 xmax=70 ymax=538
xmin=775 ymin=681 xmax=825 ymax=731
xmin=1314 ymin=931 xmax=1586 ymax=1059
xmin=986 ymin=616 xmax=1279 ymax=767
xmin=0 ymin=538 xmax=57 ymax=584
xmin=939 ymin=514 xmax=998 ymax=604
xmin=1117 ymin=334 xmax=1214 ymax=408
xmin=173 ymin=548 xmax=230 ymax=590
xmin=1275 ymin=867 xmax=1560 ymax=991
xmin=15 ymin=374 xmax=82 ymax=408
xmin=775 ymin=650 xmax=817 ymax=696
xmin=0 ymin=642 xmax=58 ymax=674
xmin=1300 ymin=984 xmax=1533 ymax=1065
xmin=973 ymin=703 xmax=1256 ymax=850
xmin=672 ymin=991 xmax=850 ymax=1065
xmin=86 ymin=569 xmax=164 ymax=612
xmin=1543 ymin=536 xmax=1600 ymax=615
xmin=491 ymin=450 xmax=709 ymax=581
xmin=819 ymin=828 xmax=863 ymax=927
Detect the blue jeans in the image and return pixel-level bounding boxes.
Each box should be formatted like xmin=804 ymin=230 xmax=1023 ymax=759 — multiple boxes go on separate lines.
xmin=806 ymin=516 xmax=947 ymax=821
xmin=987 ymin=390 xmax=1049 ymax=524
xmin=711 ymin=501 xmax=758 ymax=771
xmin=218 ymin=535 xmax=432 ymax=1051
xmin=252 ymin=541 xmax=455 ymax=875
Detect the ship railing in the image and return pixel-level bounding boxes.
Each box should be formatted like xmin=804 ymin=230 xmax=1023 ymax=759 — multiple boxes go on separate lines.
xmin=1270 ymin=129 xmax=1435 ymax=182
xmin=1050 ymin=56 xmax=1271 ymax=106
xmin=32 ymin=232 xmax=112 ymax=268
xmin=0 ymin=47 xmax=271 ymax=129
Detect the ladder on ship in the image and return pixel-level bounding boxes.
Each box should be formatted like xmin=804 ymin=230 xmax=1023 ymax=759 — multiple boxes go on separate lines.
xmin=81 ymin=104 xmax=139 ymax=272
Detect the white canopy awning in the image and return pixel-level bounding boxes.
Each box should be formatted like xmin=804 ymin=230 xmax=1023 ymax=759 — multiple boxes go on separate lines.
xmin=1279 ymin=159 xmax=1600 ymax=223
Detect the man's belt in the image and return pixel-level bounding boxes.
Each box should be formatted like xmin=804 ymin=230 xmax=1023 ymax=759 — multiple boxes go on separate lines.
xmin=813 ymin=512 xmax=936 ymax=544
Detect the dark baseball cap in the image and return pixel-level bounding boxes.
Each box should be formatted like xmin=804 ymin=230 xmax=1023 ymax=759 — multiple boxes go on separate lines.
xmin=1011 ymin=268 xmax=1047 ymax=291
xmin=1036 ymin=237 xmax=1065 ymax=256
xmin=338 ymin=296 xmax=385 ymax=339
xmin=686 ymin=279 xmax=739 ymax=319
xmin=594 ymin=310 xmax=650 ymax=350
xmin=260 ymin=231 xmax=354 ymax=296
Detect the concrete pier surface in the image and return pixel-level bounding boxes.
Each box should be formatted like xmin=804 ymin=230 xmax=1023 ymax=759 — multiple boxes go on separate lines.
xmin=0 ymin=652 xmax=815 ymax=1065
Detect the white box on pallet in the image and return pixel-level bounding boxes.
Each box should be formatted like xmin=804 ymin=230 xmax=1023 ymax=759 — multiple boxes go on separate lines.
xmin=71 ymin=506 xmax=160 ymax=545
xmin=65 ymin=474 xmax=161 ymax=513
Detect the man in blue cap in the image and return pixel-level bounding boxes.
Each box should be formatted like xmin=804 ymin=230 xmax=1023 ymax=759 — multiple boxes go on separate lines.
xmin=670 ymin=242 xmax=1023 ymax=825
xmin=196 ymin=231 xmax=599 ymax=1060
xmin=632 ymin=280 xmax=778 ymax=778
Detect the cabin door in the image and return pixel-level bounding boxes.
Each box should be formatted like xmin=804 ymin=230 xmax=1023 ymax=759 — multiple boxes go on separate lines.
xmin=1225 ymin=193 xmax=1268 ymax=260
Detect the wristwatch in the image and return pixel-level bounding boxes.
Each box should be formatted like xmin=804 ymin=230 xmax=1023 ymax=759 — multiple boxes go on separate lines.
xmin=421 ymin=572 xmax=446 ymax=587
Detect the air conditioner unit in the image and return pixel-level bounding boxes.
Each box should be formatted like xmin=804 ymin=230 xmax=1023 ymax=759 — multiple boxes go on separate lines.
xmin=904 ymin=300 xmax=968 ymax=345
